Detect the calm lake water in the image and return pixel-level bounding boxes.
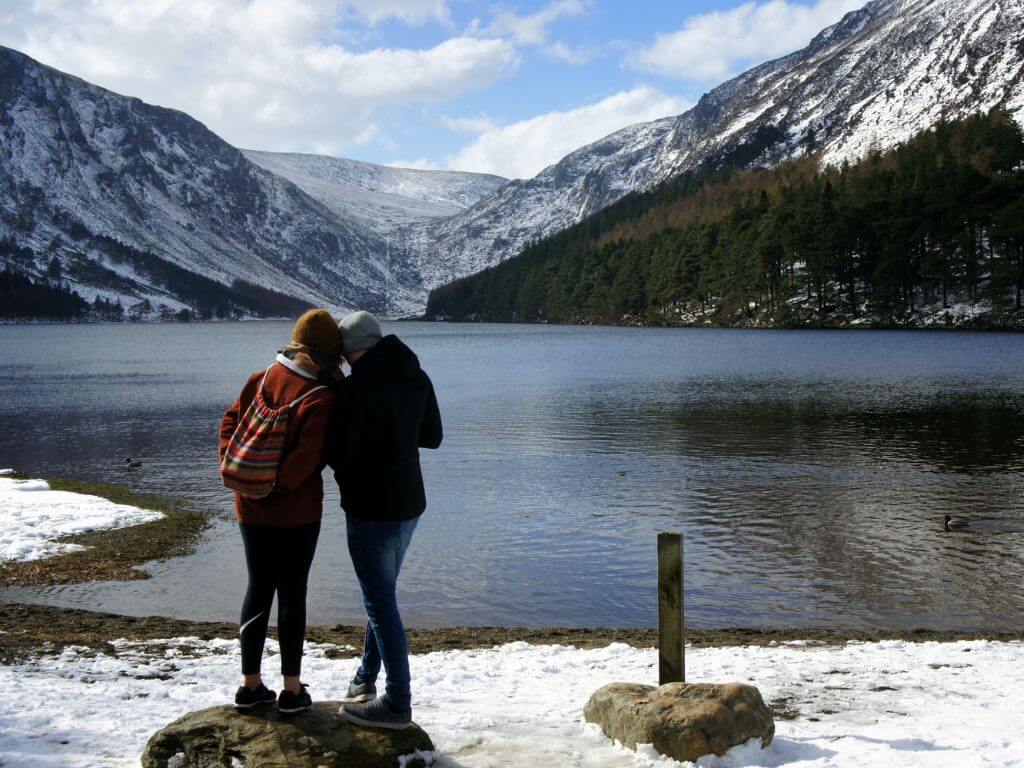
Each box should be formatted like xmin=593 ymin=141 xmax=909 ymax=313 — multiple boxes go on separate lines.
xmin=1 ymin=322 xmax=1023 ymax=630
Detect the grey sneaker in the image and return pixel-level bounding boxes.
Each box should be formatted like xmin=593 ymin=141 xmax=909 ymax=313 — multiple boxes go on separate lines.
xmin=340 ymin=675 xmax=377 ymax=704
xmin=340 ymin=696 xmax=413 ymax=730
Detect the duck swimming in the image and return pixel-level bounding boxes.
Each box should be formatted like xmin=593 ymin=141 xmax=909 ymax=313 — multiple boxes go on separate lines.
xmin=123 ymin=457 xmax=142 ymax=469
xmin=944 ymin=514 xmax=968 ymax=531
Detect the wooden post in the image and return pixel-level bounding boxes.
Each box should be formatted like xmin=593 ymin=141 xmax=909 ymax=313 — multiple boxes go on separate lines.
xmin=657 ymin=531 xmax=685 ymax=685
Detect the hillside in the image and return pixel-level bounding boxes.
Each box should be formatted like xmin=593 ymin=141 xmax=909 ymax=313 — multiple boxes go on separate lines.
xmin=406 ymin=0 xmax=1024 ymax=302
xmin=0 ymin=45 xmax=396 ymax=320
xmin=425 ymin=110 xmax=1024 ymax=329
xmin=0 ymin=46 xmax=500 ymax=321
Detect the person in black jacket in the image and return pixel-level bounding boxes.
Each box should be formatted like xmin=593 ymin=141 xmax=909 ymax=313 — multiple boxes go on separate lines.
xmin=329 ymin=311 xmax=442 ymax=730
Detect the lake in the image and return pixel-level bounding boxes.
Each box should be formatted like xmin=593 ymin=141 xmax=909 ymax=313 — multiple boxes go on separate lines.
xmin=1 ymin=322 xmax=1023 ymax=630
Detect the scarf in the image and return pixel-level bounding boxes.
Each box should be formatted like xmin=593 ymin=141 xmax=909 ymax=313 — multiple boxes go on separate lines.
xmin=276 ymin=343 xmax=344 ymax=386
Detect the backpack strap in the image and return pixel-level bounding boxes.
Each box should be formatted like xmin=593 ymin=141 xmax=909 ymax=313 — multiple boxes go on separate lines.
xmin=255 ymin=365 xmax=274 ymax=398
xmin=259 ymin=364 xmax=328 ymax=408
xmin=287 ymin=385 xmax=328 ymax=408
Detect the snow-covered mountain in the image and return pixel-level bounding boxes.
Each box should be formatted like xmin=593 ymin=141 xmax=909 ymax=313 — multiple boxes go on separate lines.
xmin=243 ymin=151 xmax=506 ymax=236
xmin=406 ymin=0 xmax=1024 ymax=300
xmin=0 ymin=45 xmax=390 ymax=315
xmin=0 ymin=45 xmax=503 ymax=318
xmin=2 ymin=0 xmax=1022 ymax=319
xmin=405 ymin=116 xmax=680 ymax=288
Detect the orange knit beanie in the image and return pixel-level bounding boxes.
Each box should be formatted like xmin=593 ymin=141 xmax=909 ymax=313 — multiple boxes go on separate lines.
xmin=291 ymin=309 xmax=342 ymax=359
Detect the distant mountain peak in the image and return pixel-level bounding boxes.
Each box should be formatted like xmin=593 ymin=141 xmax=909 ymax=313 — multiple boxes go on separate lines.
xmin=242 ymin=150 xmax=506 ymax=237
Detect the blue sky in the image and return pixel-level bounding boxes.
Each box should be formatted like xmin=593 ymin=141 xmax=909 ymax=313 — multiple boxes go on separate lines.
xmin=0 ymin=0 xmax=864 ymax=178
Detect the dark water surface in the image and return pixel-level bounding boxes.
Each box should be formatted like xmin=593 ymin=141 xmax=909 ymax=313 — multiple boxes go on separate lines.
xmin=1 ymin=322 xmax=1023 ymax=630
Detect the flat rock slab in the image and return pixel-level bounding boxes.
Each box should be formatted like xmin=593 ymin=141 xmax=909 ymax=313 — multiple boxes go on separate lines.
xmin=141 ymin=702 xmax=434 ymax=768
xmin=584 ymin=682 xmax=774 ymax=763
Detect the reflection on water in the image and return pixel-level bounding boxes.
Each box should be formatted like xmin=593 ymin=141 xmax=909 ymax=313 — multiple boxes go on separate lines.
xmin=1 ymin=323 xmax=1023 ymax=629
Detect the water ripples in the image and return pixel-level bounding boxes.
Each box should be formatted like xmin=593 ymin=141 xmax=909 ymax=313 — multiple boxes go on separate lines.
xmin=1 ymin=323 xmax=1023 ymax=629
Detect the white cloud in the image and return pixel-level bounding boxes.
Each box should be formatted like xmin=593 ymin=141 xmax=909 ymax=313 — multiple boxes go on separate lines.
xmin=545 ymin=41 xmax=600 ymax=65
xmin=0 ymin=0 xmax=517 ymax=154
xmin=441 ymin=114 xmax=498 ymax=133
xmin=343 ymin=0 xmax=450 ymax=25
xmin=487 ymin=0 xmax=588 ymax=46
xmin=627 ymin=0 xmax=865 ymax=82
xmin=447 ymin=86 xmax=690 ymax=179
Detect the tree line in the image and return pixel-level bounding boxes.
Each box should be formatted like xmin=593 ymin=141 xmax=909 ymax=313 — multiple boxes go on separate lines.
xmin=426 ymin=109 xmax=1024 ymax=327
xmin=1 ymin=230 xmax=313 ymax=321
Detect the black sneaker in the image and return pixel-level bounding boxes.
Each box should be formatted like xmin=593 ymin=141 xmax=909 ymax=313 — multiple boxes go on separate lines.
xmin=340 ymin=696 xmax=413 ymax=730
xmin=340 ymin=675 xmax=377 ymax=704
xmin=277 ymin=683 xmax=312 ymax=714
xmin=234 ymin=683 xmax=277 ymax=710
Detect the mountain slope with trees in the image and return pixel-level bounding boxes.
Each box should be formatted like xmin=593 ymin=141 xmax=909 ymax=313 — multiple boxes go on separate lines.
xmin=425 ymin=110 xmax=1024 ymax=329
xmin=407 ymin=0 xmax=1024 ymax=303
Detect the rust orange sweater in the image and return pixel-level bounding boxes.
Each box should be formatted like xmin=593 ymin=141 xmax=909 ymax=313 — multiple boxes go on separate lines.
xmin=219 ymin=363 xmax=335 ymax=527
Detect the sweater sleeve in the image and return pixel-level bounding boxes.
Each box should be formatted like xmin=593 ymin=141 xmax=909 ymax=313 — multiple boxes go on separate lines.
xmin=419 ymin=375 xmax=443 ymax=450
xmin=274 ymin=392 xmax=334 ymax=493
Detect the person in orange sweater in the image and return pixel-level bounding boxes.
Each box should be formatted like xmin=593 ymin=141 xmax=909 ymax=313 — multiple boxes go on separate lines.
xmin=219 ymin=309 xmax=342 ymax=714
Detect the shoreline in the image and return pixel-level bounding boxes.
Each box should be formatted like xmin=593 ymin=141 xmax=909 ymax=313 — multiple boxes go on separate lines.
xmin=4 ymin=316 xmax=1024 ymax=331
xmin=0 ymin=476 xmax=208 ymax=588
xmin=419 ymin=315 xmax=1024 ymax=332
xmin=3 ymin=603 xmax=1022 ymax=664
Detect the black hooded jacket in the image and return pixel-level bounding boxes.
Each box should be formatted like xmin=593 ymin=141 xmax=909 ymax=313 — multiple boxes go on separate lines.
xmin=329 ymin=335 xmax=443 ymax=522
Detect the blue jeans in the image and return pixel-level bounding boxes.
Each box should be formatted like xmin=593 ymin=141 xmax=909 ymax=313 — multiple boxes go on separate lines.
xmin=346 ymin=515 xmax=419 ymax=711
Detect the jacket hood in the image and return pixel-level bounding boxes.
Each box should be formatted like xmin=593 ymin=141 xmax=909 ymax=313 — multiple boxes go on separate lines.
xmin=351 ymin=334 xmax=421 ymax=379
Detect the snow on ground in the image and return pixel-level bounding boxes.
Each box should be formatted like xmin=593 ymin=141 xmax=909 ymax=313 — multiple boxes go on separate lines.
xmin=1 ymin=637 xmax=1021 ymax=767
xmin=0 ymin=473 xmax=163 ymax=562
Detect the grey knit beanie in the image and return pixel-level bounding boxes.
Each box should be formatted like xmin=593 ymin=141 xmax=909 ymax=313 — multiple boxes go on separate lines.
xmin=338 ymin=310 xmax=383 ymax=353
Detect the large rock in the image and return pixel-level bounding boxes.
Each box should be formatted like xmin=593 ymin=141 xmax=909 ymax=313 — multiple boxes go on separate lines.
xmin=141 ymin=702 xmax=434 ymax=768
xmin=583 ymin=682 xmax=774 ymax=763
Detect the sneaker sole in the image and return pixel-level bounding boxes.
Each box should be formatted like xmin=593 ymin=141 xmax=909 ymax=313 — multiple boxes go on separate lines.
xmin=338 ymin=693 xmax=376 ymax=704
xmin=340 ymin=709 xmax=414 ymax=730
xmin=234 ymin=700 xmax=275 ymax=710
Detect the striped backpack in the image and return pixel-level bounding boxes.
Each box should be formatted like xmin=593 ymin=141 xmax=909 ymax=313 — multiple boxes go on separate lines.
xmin=220 ymin=365 xmax=327 ymax=498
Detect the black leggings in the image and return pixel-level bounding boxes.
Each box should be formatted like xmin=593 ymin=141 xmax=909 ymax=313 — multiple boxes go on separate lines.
xmin=239 ymin=521 xmax=320 ymax=677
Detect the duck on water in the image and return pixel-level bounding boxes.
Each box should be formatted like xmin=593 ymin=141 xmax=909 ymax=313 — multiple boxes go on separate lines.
xmin=944 ymin=514 xmax=969 ymax=532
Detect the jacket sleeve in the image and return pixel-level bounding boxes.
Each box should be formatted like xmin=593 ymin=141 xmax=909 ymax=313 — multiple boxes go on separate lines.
xmin=219 ymin=372 xmax=260 ymax=462
xmin=328 ymin=383 xmax=364 ymax=473
xmin=274 ymin=392 xmax=334 ymax=493
xmin=419 ymin=376 xmax=443 ymax=450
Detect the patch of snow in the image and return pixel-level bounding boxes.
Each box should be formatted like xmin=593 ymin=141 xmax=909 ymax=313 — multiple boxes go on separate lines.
xmin=2 ymin=637 xmax=1023 ymax=767
xmin=0 ymin=475 xmax=163 ymax=562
